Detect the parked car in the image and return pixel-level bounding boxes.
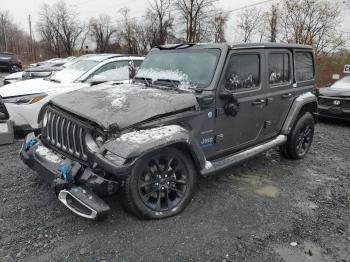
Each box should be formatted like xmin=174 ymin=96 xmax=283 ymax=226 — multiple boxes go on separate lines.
xmin=4 ymin=57 xmax=77 ymax=85
xmin=0 ymin=54 xmax=144 ymax=132
xmin=317 ymin=75 xmax=350 ymax=120
xmin=0 ymin=52 xmax=22 ymax=72
xmin=20 ymin=43 xmax=317 ymax=220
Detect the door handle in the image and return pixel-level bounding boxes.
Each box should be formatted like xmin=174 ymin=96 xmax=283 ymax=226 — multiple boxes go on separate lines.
xmin=282 ymin=93 xmax=292 ymax=99
xmin=252 ymin=99 xmax=265 ymax=106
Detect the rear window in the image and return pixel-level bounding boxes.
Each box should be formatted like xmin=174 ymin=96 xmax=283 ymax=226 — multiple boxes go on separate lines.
xmin=0 ymin=54 xmax=13 ymax=60
xmin=295 ymin=52 xmax=314 ymax=82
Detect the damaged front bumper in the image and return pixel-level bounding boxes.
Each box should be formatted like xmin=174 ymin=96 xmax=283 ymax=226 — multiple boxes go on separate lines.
xmin=20 ymin=133 xmax=131 ymax=220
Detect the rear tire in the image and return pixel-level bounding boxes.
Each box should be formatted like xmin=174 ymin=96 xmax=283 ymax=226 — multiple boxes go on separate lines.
xmin=280 ymin=112 xmax=315 ymax=160
xmin=122 ymin=147 xmax=197 ymax=219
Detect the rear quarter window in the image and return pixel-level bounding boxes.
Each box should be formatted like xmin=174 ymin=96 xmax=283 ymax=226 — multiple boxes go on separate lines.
xmin=295 ymin=52 xmax=314 ymax=82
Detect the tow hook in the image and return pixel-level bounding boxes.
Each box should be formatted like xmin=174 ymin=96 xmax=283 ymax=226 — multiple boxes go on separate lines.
xmin=59 ymin=164 xmax=71 ymax=182
xmin=25 ymin=138 xmax=38 ymax=151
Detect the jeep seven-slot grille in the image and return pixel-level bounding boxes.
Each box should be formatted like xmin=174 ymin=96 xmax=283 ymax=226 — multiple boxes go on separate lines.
xmin=42 ymin=106 xmax=88 ymax=162
xmin=319 ymin=97 xmax=350 ymax=109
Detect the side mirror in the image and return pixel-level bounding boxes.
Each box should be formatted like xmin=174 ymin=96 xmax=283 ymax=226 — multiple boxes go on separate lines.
xmin=219 ymin=91 xmax=240 ymax=117
xmin=128 ymin=61 xmax=136 ymax=80
xmin=89 ymin=75 xmax=107 ymax=85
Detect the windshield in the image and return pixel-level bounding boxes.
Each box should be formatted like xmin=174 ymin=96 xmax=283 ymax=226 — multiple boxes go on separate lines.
xmin=136 ymin=49 xmax=220 ymax=88
xmin=49 ymin=60 xmax=99 ymax=83
xmin=331 ymin=76 xmax=350 ymax=88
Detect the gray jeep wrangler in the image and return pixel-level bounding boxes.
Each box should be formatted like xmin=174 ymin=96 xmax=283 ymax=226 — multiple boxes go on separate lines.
xmin=20 ymin=43 xmax=317 ymax=220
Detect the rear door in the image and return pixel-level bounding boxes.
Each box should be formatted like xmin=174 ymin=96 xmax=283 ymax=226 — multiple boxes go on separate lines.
xmin=215 ymin=49 xmax=267 ymax=155
xmin=260 ymin=49 xmax=294 ymax=140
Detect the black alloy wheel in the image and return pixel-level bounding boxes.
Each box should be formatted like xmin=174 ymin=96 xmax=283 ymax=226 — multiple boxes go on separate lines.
xmin=122 ymin=148 xmax=196 ymax=219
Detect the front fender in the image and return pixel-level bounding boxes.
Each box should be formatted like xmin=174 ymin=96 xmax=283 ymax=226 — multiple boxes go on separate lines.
xmin=103 ymin=125 xmax=206 ymax=171
xmin=281 ymin=92 xmax=317 ymax=134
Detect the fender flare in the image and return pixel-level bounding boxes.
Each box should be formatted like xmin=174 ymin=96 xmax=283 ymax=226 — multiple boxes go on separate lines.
xmin=281 ymin=92 xmax=317 ymax=135
xmin=103 ymin=125 xmax=207 ymax=171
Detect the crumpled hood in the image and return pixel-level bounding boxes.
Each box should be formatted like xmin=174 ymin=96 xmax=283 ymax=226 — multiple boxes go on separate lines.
xmin=51 ymin=83 xmax=199 ymax=130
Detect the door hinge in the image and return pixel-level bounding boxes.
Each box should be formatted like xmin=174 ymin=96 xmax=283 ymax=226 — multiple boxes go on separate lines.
xmin=264 ymin=120 xmax=272 ymax=128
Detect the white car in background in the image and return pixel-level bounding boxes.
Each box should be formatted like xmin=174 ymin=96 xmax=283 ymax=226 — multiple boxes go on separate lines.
xmin=3 ymin=57 xmax=76 ymax=85
xmin=0 ymin=54 xmax=144 ymax=132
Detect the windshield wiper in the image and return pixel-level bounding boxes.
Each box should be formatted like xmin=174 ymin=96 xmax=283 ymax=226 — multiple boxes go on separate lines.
xmin=153 ymin=79 xmax=180 ymax=89
xmin=134 ymin=77 xmax=151 ymax=87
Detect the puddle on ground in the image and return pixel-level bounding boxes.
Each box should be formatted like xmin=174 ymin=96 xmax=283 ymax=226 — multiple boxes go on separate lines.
xmin=274 ymin=241 xmax=332 ymax=262
xmin=255 ymin=185 xmax=281 ymax=198
xmin=224 ymin=174 xmax=281 ymax=198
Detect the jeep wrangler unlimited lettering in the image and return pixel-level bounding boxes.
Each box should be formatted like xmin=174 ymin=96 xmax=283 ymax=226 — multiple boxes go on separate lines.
xmin=21 ymin=43 xmax=317 ymax=220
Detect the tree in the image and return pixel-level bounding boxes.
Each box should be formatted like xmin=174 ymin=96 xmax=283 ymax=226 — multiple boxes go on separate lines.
xmin=268 ymin=4 xmax=278 ymax=42
xmin=175 ymin=0 xmax=216 ymax=42
xmin=148 ymin=0 xmax=173 ymax=46
xmin=37 ymin=0 xmax=85 ymax=56
xmin=236 ymin=7 xmax=262 ymax=43
xmin=89 ymin=15 xmax=116 ymax=52
xmin=280 ymin=0 xmax=345 ymax=55
xmin=210 ymin=13 xmax=228 ymax=43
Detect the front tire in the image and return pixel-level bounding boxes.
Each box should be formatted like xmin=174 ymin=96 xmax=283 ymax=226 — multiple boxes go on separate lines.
xmin=10 ymin=65 xmax=21 ymax=73
xmin=280 ymin=112 xmax=315 ymax=160
xmin=122 ymin=147 xmax=197 ymax=219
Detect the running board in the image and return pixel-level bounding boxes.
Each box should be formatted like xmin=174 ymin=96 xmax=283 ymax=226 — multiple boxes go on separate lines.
xmin=201 ymin=135 xmax=287 ymax=176
xmin=58 ymin=187 xmax=110 ymax=220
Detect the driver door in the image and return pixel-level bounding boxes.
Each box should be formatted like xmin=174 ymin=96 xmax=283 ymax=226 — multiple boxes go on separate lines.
xmin=215 ymin=50 xmax=267 ymax=155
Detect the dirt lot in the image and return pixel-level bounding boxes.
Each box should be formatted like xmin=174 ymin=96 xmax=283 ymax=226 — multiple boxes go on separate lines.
xmin=0 ymin=120 xmax=349 ymax=262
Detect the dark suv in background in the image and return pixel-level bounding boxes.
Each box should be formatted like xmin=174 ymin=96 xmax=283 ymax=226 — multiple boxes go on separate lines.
xmin=0 ymin=52 xmax=22 ymax=72
xmin=21 ymin=43 xmax=317 ymax=220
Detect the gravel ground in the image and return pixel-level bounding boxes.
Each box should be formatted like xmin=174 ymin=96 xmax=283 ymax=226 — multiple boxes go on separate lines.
xmin=0 ymin=120 xmax=349 ymax=262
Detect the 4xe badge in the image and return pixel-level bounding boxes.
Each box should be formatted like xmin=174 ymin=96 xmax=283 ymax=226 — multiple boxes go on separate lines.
xmin=333 ymin=100 xmax=341 ymax=106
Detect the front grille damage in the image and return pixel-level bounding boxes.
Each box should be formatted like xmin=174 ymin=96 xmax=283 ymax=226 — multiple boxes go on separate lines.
xmin=42 ymin=106 xmax=89 ymax=163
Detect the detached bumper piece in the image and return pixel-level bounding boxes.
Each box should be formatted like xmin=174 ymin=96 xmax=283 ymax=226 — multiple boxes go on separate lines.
xmin=20 ymin=133 xmax=118 ymax=220
xmin=58 ymin=187 xmax=110 ymax=220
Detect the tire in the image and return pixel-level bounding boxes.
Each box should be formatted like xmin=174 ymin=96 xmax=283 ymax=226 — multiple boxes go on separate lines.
xmin=122 ymin=147 xmax=197 ymax=219
xmin=281 ymin=112 xmax=315 ymax=160
xmin=10 ymin=65 xmax=21 ymax=73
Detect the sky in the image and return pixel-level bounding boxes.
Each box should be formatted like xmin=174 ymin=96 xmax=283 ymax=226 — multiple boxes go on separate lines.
xmin=1 ymin=0 xmax=349 ymax=43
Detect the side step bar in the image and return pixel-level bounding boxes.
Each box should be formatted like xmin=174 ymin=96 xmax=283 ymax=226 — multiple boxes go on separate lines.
xmin=58 ymin=187 xmax=110 ymax=220
xmin=201 ymin=135 xmax=287 ymax=176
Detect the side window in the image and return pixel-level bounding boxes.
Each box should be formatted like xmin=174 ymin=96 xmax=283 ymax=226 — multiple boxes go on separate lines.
xmin=133 ymin=60 xmax=143 ymax=68
xmin=93 ymin=61 xmax=129 ymax=81
xmin=295 ymin=52 xmax=314 ymax=82
xmin=224 ymin=54 xmax=260 ymax=91
xmin=269 ymin=53 xmax=290 ymax=85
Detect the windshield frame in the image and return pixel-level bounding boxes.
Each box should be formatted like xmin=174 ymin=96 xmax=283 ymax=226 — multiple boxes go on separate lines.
xmin=136 ymin=48 xmax=222 ymax=89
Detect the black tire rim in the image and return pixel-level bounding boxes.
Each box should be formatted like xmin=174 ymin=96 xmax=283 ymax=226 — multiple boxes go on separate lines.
xmin=137 ymin=155 xmax=188 ymax=212
xmin=296 ymin=123 xmax=313 ymax=156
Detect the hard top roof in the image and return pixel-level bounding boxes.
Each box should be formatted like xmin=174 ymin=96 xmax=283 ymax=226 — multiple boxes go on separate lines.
xmin=155 ymin=42 xmax=313 ymax=51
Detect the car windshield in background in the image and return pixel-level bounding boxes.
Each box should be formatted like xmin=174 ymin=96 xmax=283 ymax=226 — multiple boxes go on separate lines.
xmin=49 ymin=60 xmax=99 ymax=83
xmin=136 ymin=49 xmax=220 ymax=88
xmin=331 ymin=76 xmax=350 ymax=88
